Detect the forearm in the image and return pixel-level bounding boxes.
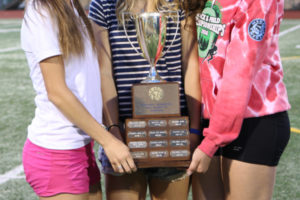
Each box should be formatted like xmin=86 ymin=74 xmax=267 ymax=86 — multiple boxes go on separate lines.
xmin=92 ymin=21 xmax=122 ymax=136
xmin=101 ymin=73 xmax=123 ymax=139
xmin=40 ymin=56 xmax=116 ymax=148
xmin=101 ymin=72 xmax=120 ymax=127
xmin=47 ymin=84 xmax=115 ymax=148
xmin=184 ymin=64 xmax=201 ymax=130
xmin=181 ymin=19 xmax=202 ymax=130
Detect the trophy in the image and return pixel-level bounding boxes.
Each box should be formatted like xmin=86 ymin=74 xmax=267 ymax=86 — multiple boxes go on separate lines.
xmin=122 ymin=11 xmax=191 ymax=168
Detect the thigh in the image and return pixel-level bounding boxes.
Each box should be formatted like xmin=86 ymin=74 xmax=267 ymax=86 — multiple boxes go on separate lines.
xmin=105 ymin=171 xmax=147 ymax=200
xmin=23 ymin=140 xmax=99 ymax=197
xmin=149 ymin=175 xmax=189 ymax=200
xmin=222 ymin=157 xmax=276 ymax=200
xmin=221 ymin=111 xmax=290 ymax=166
xmin=40 ymin=193 xmax=88 ymax=200
xmin=192 ymin=156 xmax=225 ymax=200
xmin=88 ymin=183 xmax=102 ymax=200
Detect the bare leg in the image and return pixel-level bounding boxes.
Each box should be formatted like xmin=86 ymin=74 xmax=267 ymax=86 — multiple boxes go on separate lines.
xmin=39 ymin=183 xmax=102 ymax=200
xmin=89 ymin=183 xmax=102 ymax=200
xmin=192 ymin=156 xmax=225 ymax=200
xmin=222 ymin=157 xmax=276 ymax=200
xmin=105 ymin=171 xmax=148 ymax=200
xmin=40 ymin=193 xmax=89 ymax=200
xmin=149 ymin=175 xmax=190 ymax=200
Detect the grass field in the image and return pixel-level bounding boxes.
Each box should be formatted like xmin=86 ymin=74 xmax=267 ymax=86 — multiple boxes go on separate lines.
xmin=0 ymin=18 xmax=300 ymax=200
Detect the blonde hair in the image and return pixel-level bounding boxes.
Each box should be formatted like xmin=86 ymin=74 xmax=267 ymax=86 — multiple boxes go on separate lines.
xmin=28 ymin=0 xmax=95 ymax=59
xmin=115 ymin=0 xmax=182 ymax=24
xmin=115 ymin=0 xmax=205 ymax=26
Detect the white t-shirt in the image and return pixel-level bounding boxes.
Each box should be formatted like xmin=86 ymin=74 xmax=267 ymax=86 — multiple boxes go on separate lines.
xmin=21 ymin=1 xmax=103 ymax=150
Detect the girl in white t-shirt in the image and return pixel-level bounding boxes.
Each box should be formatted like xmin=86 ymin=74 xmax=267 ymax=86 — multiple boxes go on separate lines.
xmin=21 ymin=0 xmax=136 ymax=199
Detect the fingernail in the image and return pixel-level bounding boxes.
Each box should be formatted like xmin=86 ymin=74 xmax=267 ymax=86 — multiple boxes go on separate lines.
xmin=186 ymin=171 xmax=192 ymax=176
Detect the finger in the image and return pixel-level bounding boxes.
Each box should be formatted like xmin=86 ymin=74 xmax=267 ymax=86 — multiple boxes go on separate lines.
xmin=196 ymin=164 xmax=204 ymax=173
xmin=186 ymin=160 xmax=198 ymax=176
xmin=112 ymin=163 xmax=124 ymax=173
xmin=126 ymin=156 xmax=137 ymax=172
xmin=120 ymin=160 xmax=132 ymax=173
xmin=111 ymin=164 xmax=118 ymax=173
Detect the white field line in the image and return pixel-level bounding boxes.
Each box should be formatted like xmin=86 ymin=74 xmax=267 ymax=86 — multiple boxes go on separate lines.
xmin=0 ymin=165 xmax=24 ymax=185
xmin=0 ymin=46 xmax=21 ymax=53
xmin=279 ymin=24 xmax=300 ymax=37
xmin=0 ymin=28 xmax=20 ymax=33
xmin=0 ymin=21 xmax=21 ymax=25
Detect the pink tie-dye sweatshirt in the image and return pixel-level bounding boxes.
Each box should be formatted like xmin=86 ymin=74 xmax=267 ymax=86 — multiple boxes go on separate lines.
xmin=196 ymin=0 xmax=291 ymax=157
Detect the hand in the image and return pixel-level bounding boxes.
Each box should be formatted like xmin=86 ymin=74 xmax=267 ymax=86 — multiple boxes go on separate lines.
xmin=187 ymin=148 xmax=211 ymax=175
xmin=102 ymin=137 xmax=137 ymax=174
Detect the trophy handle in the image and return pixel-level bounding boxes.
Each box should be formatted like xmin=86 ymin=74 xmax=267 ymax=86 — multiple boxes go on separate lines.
xmin=121 ymin=12 xmax=141 ymax=55
xmin=159 ymin=10 xmax=180 ymax=59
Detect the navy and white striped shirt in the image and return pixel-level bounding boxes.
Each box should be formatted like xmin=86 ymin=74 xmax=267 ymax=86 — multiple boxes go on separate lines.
xmin=89 ymin=0 xmax=187 ymax=120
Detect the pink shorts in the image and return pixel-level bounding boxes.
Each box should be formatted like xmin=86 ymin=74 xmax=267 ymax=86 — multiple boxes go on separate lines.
xmin=22 ymin=139 xmax=101 ymax=197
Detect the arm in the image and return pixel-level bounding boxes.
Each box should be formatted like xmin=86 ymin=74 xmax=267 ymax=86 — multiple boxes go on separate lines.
xmin=181 ymin=17 xmax=202 ymax=153
xmin=40 ymin=56 xmax=136 ymax=173
xmin=181 ymin=17 xmax=212 ymax=175
xmin=91 ymin=21 xmax=124 ymax=141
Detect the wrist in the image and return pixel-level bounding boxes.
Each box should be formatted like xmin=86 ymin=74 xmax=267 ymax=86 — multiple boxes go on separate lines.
xmin=190 ymin=128 xmax=201 ymax=136
xmin=107 ymin=124 xmax=121 ymax=131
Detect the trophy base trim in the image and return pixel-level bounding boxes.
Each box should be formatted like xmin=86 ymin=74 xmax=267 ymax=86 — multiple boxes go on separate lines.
xmin=135 ymin=160 xmax=190 ymax=168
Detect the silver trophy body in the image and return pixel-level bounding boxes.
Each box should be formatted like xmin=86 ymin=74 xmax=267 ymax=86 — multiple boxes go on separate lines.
xmin=122 ymin=12 xmax=179 ymax=83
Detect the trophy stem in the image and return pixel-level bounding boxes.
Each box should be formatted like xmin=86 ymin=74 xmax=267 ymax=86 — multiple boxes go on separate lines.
xmin=141 ymin=64 xmax=165 ymax=83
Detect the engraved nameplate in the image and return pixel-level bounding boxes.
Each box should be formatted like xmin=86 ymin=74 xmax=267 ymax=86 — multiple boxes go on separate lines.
xmin=148 ymin=120 xmax=167 ymax=127
xmin=170 ymin=129 xmax=188 ymax=137
xmin=149 ymin=140 xmax=168 ymax=148
xmin=125 ymin=116 xmax=190 ymax=168
xmin=169 ymin=119 xmax=188 ymax=126
xmin=170 ymin=150 xmax=190 ymax=157
xmin=127 ymin=121 xmax=147 ymax=128
xmin=131 ymin=151 xmax=148 ymax=159
xmin=128 ymin=141 xmax=147 ymax=149
xmin=149 ymin=130 xmax=168 ymax=138
xmin=132 ymin=82 xmax=181 ymax=118
xmin=150 ymin=151 xmax=168 ymax=158
xmin=170 ymin=139 xmax=189 ymax=147
xmin=128 ymin=131 xmax=147 ymax=138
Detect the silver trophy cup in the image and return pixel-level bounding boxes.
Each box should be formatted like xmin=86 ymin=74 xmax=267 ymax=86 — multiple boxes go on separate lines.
xmin=122 ymin=11 xmax=179 ymax=83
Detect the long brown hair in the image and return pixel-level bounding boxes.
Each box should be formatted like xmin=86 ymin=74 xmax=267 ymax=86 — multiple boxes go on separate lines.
xmin=115 ymin=0 xmax=181 ymax=24
xmin=27 ymin=0 xmax=95 ymax=59
xmin=182 ymin=0 xmax=205 ymax=18
xmin=115 ymin=0 xmax=205 ymax=25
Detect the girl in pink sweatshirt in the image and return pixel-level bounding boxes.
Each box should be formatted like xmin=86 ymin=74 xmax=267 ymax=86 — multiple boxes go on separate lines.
xmin=186 ymin=0 xmax=291 ymax=199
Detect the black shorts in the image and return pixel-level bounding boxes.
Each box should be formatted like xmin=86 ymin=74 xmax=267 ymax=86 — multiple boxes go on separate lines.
xmin=201 ymin=111 xmax=290 ymax=166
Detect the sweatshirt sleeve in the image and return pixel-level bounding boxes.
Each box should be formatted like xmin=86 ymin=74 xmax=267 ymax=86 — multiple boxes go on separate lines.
xmin=198 ymin=0 xmax=279 ymax=157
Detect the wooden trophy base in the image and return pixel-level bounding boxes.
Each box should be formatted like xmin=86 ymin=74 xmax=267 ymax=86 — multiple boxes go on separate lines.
xmin=125 ymin=116 xmax=191 ymax=168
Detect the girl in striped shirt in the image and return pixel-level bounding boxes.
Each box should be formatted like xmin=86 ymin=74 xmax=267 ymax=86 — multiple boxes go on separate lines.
xmin=89 ymin=0 xmax=203 ymax=199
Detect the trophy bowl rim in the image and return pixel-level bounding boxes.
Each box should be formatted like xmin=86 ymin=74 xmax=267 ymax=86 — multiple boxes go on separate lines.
xmin=138 ymin=12 xmax=162 ymax=18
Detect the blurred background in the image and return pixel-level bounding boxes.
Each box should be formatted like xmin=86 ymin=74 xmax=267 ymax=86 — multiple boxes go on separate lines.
xmin=1 ymin=0 xmax=300 ymax=10
xmin=0 ymin=0 xmax=91 ymax=10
